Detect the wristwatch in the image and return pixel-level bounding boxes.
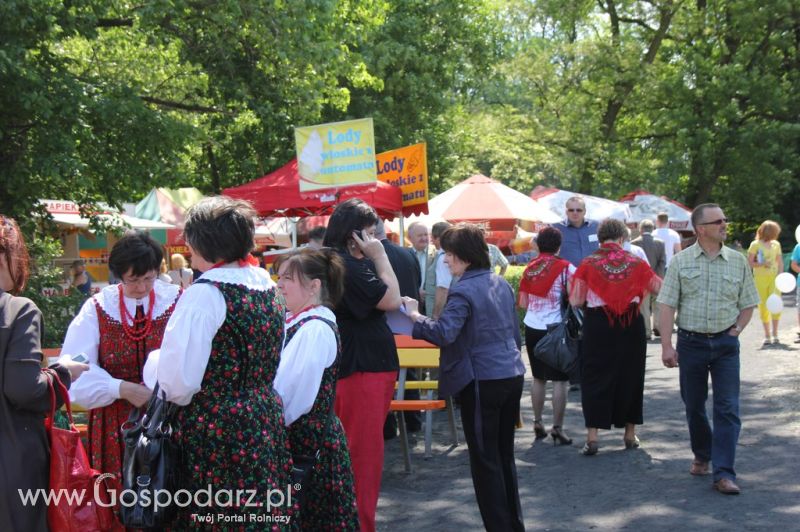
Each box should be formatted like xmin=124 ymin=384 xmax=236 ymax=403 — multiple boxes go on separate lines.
xmin=731 ymin=324 xmax=742 ymax=333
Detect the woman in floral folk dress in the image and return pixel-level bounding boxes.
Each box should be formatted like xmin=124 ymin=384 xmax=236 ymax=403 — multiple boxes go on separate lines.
xmin=146 ymin=196 xmax=293 ymax=529
xmin=60 ymin=231 xmax=180 ymax=479
xmin=274 ymin=249 xmax=359 ymax=531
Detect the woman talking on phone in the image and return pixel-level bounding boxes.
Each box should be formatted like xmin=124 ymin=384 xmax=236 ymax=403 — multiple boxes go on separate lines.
xmin=322 ymin=199 xmax=401 ymax=532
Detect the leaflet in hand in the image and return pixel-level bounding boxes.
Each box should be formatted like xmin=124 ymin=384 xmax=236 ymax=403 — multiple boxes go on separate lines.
xmin=386 ymin=303 xmax=414 ymax=335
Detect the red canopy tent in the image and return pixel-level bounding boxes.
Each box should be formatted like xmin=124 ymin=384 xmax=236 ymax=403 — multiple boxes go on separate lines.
xmin=223 ymin=159 xmax=403 ymax=220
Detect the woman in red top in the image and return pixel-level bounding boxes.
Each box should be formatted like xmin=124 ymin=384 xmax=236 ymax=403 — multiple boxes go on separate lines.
xmin=60 ymin=231 xmax=181 ymax=478
xmin=570 ymin=219 xmax=661 ymax=456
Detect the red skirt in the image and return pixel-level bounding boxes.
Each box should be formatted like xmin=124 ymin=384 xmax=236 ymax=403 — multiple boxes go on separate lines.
xmin=88 ymin=399 xmax=134 ymax=480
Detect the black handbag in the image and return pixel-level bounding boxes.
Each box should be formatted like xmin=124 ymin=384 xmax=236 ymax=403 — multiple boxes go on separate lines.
xmin=289 ymin=316 xmax=340 ymax=502
xmin=120 ymin=384 xmax=182 ymax=528
xmin=290 ymin=398 xmax=335 ymax=504
xmin=533 ymin=271 xmax=583 ymax=376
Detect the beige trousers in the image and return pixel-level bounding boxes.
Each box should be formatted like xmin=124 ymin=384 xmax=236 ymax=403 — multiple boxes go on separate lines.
xmin=640 ymin=292 xmax=659 ymax=337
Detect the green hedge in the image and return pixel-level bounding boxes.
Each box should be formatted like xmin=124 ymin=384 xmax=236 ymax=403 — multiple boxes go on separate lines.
xmin=503 ymin=265 xmax=528 ymax=341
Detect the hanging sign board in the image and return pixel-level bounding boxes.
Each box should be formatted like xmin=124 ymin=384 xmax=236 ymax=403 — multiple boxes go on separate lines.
xmin=294 ymin=118 xmax=377 ymax=192
xmin=375 ymin=143 xmax=428 ymax=210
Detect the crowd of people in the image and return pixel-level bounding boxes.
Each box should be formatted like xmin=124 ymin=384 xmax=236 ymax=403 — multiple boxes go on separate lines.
xmin=1 ymin=190 xmax=796 ymax=530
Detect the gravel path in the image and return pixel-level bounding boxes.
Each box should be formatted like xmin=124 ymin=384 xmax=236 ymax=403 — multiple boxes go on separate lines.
xmin=377 ymin=297 xmax=800 ymax=530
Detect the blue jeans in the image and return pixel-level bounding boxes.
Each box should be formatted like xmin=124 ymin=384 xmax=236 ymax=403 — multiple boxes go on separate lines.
xmin=677 ymin=330 xmax=741 ymax=481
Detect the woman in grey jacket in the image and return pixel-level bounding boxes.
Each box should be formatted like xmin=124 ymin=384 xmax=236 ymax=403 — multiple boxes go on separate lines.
xmin=403 ymin=223 xmax=526 ymax=532
xmin=0 ymin=216 xmax=87 ymax=532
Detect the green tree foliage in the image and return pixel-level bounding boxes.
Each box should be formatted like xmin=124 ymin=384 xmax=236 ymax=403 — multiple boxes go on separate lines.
xmin=1 ymin=0 xmax=390 ymax=223
xmin=2 ymin=0 xmax=798 ymax=242
xmin=444 ymin=0 xmax=800 ymax=239
xmin=0 ymin=0 xmax=191 ymax=223
xmin=647 ymin=0 xmax=800 ymax=226
xmin=22 ymin=236 xmax=86 ymax=348
xmin=133 ymin=0 xmax=389 ymax=191
xmin=343 ymin=0 xmax=504 ymax=192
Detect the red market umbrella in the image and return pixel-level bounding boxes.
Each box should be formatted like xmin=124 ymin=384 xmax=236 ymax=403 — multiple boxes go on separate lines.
xmin=434 ymin=175 xmax=559 ymax=224
xmin=423 ymin=175 xmax=559 ymax=249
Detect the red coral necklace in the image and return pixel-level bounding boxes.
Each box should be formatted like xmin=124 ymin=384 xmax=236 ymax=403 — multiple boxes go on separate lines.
xmin=118 ymin=284 xmax=156 ymax=341
xmin=286 ymin=305 xmax=318 ymax=325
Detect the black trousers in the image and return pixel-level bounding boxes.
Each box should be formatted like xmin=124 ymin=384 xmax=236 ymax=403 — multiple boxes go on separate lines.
xmin=459 ymin=376 xmax=525 ymax=532
xmin=581 ymin=307 xmax=646 ymax=429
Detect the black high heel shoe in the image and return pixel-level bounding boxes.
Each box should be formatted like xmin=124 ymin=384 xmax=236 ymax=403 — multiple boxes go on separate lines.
xmin=624 ymin=435 xmax=640 ymax=449
xmin=580 ymin=441 xmax=599 ymax=456
xmin=550 ymin=426 xmax=572 ymax=446
xmin=533 ymin=420 xmax=547 ymax=440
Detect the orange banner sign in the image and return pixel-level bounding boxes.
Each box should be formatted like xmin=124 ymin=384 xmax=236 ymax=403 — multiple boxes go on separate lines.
xmin=376 ymin=143 xmax=428 ymax=210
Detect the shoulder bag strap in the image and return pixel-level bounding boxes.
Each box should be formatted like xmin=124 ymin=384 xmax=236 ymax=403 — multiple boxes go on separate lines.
xmin=560 ymin=269 xmax=570 ymax=318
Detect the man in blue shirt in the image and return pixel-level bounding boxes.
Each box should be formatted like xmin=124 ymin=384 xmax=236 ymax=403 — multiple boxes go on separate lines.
xmin=552 ymin=196 xmax=598 ymax=391
xmin=552 ymin=196 xmax=599 ymax=267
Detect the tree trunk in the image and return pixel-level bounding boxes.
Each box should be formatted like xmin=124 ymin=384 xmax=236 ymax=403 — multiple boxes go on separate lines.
xmin=205 ymin=143 xmax=221 ymax=194
xmin=579 ymin=0 xmax=678 ymax=193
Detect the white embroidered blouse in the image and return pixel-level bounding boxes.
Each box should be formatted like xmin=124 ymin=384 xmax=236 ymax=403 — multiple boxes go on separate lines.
xmin=59 ymin=280 xmax=180 ymax=408
xmin=143 ymin=265 xmax=279 ymax=406
xmin=273 ymin=306 xmax=338 ymax=426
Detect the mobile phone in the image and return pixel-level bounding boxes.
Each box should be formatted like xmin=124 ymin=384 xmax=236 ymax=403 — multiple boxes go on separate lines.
xmin=71 ymin=353 xmax=89 ymax=364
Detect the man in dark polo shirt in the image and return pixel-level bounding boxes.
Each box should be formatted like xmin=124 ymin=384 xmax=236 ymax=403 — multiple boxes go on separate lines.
xmin=633 ymin=219 xmax=666 ymax=339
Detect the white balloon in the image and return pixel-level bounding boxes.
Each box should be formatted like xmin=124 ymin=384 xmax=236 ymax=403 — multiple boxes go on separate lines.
xmin=775 ymin=272 xmax=797 ymax=294
xmin=765 ymin=293 xmax=784 ymax=314
xmin=796 ymin=224 xmax=800 ymax=244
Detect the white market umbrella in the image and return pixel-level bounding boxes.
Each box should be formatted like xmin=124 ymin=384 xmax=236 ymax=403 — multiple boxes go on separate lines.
xmin=531 ymin=187 xmax=632 ymax=222
xmin=620 ymin=190 xmax=694 ymax=231
xmin=255 ymin=218 xmax=293 ymax=248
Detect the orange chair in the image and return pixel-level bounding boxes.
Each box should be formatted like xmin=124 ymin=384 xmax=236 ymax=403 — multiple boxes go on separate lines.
xmin=390 ymin=336 xmax=459 ymax=473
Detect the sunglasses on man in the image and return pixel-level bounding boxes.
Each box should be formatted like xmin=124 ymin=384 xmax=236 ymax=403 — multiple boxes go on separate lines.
xmin=698 ymin=218 xmax=728 ymax=226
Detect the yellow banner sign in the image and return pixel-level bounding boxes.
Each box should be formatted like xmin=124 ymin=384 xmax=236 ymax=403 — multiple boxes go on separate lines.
xmin=294 ymin=118 xmax=377 ymax=192
xmin=376 ymin=143 xmax=428 ymax=209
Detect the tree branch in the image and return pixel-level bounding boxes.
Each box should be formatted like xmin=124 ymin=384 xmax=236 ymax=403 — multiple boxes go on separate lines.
xmin=606 ymin=0 xmax=621 ymax=46
xmin=140 ymin=96 xmax=228 ymax=114
xmin=96 ymin=18 xmax=134 ymax=28
xmin=620 ymin=132 xmax=678 ymax=141
xmin=618 ymin=17 xmax=656 ymax=33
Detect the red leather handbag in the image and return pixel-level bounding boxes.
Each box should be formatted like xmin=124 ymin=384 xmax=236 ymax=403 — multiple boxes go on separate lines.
xmin=45 ymin=370 xmax=120 ymax=531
